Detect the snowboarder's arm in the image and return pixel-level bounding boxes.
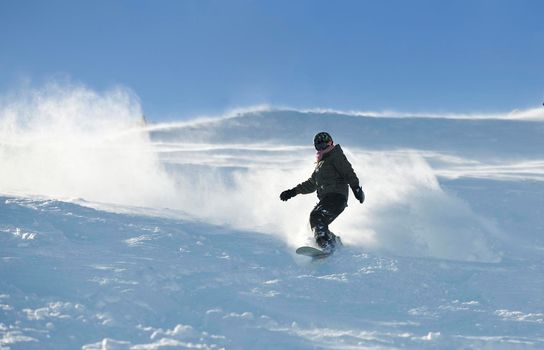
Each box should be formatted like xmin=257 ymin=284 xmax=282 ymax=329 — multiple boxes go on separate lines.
xmin=333 ymin=152 xmax=360 ymax=189
xmin=294 ymin=172 xmax=317 ymax=194
xmin=280 ymin=172 xmax=316 ymax=201
xmin=334 ymin=150 xmax=365 ymax=203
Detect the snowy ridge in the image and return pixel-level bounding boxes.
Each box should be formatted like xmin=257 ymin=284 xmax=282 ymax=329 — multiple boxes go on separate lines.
xmin=1 ymin=84 xmax=543 ymax=349
xmin=297 ymin=106 xmax=544 ymax=121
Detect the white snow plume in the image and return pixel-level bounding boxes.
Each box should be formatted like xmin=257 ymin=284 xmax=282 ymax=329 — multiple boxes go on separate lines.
xmin=0 ymin=82 xmax=176 ymax=207
xmin=163 ymin=146 xmax=500 ymax=262
xmin=0 ymin=83 xmax=501 ymax=262
xmin=337 ymin=150 xmax=501 ymax=262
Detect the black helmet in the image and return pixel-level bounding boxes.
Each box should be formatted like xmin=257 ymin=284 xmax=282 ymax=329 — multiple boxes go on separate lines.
xmin=314 ymin=132 xmax=333 ymax=150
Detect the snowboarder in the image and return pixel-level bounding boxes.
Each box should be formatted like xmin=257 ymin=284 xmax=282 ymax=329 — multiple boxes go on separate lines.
xmin=280 ymin=132 xmax=364 ymax=252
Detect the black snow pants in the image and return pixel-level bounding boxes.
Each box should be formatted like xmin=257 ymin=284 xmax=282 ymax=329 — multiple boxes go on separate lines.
xmin=309 ymin=193 xmax=347 ymax=249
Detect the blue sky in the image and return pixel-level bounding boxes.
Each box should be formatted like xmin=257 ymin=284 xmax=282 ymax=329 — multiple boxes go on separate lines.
xmin=1 ymin=0 xmax=543 ymax=121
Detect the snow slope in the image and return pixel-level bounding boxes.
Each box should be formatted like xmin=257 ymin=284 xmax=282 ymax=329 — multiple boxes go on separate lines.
xmin=2 ymin=196 xmax=543 ymax=350
xmin=1 ymin=85 xmax=543 ymax=349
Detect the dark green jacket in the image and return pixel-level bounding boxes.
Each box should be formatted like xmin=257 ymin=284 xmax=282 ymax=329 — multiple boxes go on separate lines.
xmin=295 ymin=145 xmax=360 ymax=200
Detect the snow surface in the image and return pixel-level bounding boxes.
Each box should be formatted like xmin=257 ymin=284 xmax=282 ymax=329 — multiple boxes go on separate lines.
xmin=1 ymin=85 xmax=543 ymax=349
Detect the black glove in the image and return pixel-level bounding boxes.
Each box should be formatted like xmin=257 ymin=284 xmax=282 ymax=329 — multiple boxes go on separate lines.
xmin=352 ymin=186 xmax=365 ymax=204
xmin=280 ymin=188 xmax=297 ymax=201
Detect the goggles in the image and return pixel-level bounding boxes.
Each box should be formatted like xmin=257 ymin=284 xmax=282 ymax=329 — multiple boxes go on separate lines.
xmin=314 ymin=141 xmax=331 ymax=151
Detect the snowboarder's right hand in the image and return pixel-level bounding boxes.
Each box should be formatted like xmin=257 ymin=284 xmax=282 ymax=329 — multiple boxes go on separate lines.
xmin=280 ymin=188 xmax=297 ymax=201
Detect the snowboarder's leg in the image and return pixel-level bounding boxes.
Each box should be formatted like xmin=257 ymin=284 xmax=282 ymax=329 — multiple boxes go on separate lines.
xmin=309 ymin=194 xmax=347 ymax=250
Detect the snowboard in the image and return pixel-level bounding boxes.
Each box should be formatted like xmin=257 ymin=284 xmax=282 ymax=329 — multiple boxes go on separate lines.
xmin=296 ymin=246 xmax=332 ymax=259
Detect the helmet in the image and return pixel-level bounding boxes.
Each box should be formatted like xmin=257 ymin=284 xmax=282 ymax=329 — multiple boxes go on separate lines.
xmin=314 ymin=132 xmax=333 ymax=150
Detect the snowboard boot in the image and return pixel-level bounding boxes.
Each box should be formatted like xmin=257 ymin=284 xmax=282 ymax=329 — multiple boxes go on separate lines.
xmin=332 ymin=233 xmax=343 ymax=247
xmin=315 ymin=231 xmax=340 ymax=253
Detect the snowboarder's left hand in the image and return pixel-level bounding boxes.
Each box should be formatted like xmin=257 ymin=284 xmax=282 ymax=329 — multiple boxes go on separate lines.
xmin=280 ymin=188 xmax=297 ymax=201
xmin=352 ymin=186 xmax=365 ymax=204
